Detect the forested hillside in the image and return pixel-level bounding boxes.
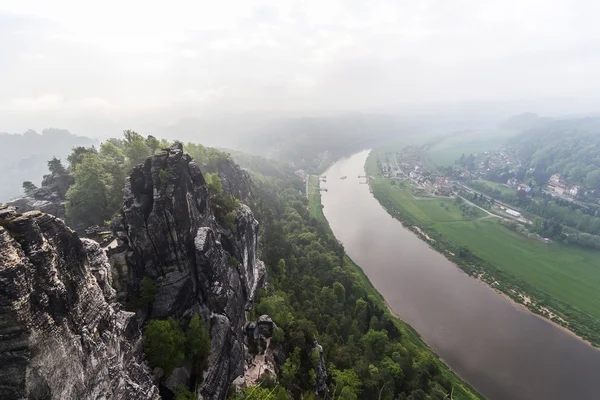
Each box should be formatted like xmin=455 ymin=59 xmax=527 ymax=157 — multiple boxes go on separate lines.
xmin=34 ymin=131 xmax=479 ymax=399
xmin=510 ymin=117 xmax=600 ymax=189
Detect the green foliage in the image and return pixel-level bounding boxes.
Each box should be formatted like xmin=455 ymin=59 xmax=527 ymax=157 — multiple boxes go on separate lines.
xmin=186 ymin=315 xmax=211 ymax=370
xmin=186 ymin=142 xmax=229 ymax=171
xmin=206 ymin=173 xmax=224 ymax=195
xmin=67 ymin=146 xmax=98 ymax=170
xmin=123 ymin=129 xmax=152 ymax=169
xmin=47 ymin=157 xmax=67 ymax=176
xmin=174 ymin=385 xmax=196 ymax=400
xmin=66 ymin=153 xmax=110 ymax=226
xmin=143 ymin=318 xmax=185 ymax=376
xmin=146 ymin=135 xmax=161 ymax=154
xmin=231 ymin=386 xmax=283 ymax=400
xmin=159 ymin=168 xmax=169 ymax=185
xmin=138 ymin=276 xmax=158 ymax=309
xmin=22 ymin=181 xmax=37 ymax=195
xmin=246 ymin=170 xmax=477 ymax=400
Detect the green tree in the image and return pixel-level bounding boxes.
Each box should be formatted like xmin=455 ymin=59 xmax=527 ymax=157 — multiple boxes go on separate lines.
xmin=585 ymin=170 xmax=600 ymax=191
xmin=67 ymin=146 xmax=98 ymax=169
xmin=532 ymin=217 xmax=544 ymax=234
xmin=47 ymin=157 xmax=67 ymax=176
xmin=66 ymin=153 xmax=110 ymax=226
xmin=146 ymin=135 xmax=161 ymax=154
xmin=22 ymin=181 xmax=37 ymax=195
xmin=186 ymin=314 xmax=211 ymax=371
xmin=143 ymin=318 xmax=185 ymax=376
xmin=174 ymin=385 xmax=196 ymax=400
xmin=99 ymin=141 xmax=126 ymax=211
xmin=206 ymin=173 xmax=223 ymax=195
xmin=138 ymin=276 xmax=158 ymax=309
xmin=123 ymin=130 xmax=151 ymax=169
xmin=332 ymin=368 xmax=362 ymax=399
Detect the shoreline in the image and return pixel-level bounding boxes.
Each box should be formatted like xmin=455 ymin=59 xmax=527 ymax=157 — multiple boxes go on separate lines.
xmin=366 ymin=155 xmax=600 ymax=350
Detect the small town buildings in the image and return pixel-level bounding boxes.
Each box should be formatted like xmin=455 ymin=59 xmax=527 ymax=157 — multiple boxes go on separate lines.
xmin=569 ymin=186 xmax=581 ymax=196
xmin=507 ymin=177 xmax=518 ymax=186
xmin=518 ymin=184 xmax=531 ymax=193
xmin=506 ymin=209 xmax=521 ymax=218
xmin=547 ymin=174 xmax=567 ymax=195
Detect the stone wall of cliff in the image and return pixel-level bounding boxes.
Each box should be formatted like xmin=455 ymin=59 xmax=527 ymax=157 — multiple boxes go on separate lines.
xmin=0 ymin=205 xmax=158 ymax=400
xmin=112 ymin=143 xmax=265 ymax=399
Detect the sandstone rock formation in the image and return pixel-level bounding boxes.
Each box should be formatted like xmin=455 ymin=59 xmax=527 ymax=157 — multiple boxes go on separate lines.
xmin=111 ymin=143 xmax=266 ymax=399
xmin=0 ymin=205 xmax=158 ymax=400
xmin=6 ymin=173 xmax=72 ymax=222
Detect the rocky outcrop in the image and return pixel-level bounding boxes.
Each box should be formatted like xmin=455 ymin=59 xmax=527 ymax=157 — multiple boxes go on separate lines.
xmin=0 ymin=205 xmax=158 ymax=400
xmin=243 ymin=316 xmax=277 ymax=387
xmin=312 ymin=340 xmax=329 ymax=399
xmin=211 ymin=158 xmax=252 ymax=200
xmin=6 ymin=173 xmax=72 ymax=222
xmin=113 ymin=143 xmax=265 ymax=399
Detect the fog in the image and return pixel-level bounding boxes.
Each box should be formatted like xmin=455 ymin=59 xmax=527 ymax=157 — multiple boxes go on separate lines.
xmin=2 ymin=0 xmax=600 ymax=140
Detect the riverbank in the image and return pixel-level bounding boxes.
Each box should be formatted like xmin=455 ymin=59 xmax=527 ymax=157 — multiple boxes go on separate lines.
xmin=365 ymin=149 xmax=600 ymax=348
xmin=307 ymin=174 xmax=483 ymax=400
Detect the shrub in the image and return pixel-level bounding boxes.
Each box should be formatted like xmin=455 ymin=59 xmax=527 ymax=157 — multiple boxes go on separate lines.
xmin=143 ymin=318 xmax=185 ymax=375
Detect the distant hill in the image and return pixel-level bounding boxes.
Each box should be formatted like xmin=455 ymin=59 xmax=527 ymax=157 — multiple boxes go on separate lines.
xmin=0 ymin=128 xmax=96 ymax=201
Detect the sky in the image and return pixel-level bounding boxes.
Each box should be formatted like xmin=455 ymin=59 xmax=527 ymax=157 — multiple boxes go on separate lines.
xmin=1 ymin=0 xmax=600 ymax=136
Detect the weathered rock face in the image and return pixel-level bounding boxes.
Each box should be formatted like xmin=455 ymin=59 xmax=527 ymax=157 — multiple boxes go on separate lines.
xmin=0 ymin=205 xmax=158 ymax=400
xmin=6 ymin=173 xmax=72 ymax=222
xmin=211 ymin=158 xmax=252 ymax=200
xmin=113 ymin=143 xmax=265 ymax=399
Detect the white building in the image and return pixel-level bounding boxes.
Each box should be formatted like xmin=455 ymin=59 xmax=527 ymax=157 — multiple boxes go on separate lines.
xmin=506 ymin=209 xmax=521 ymax=218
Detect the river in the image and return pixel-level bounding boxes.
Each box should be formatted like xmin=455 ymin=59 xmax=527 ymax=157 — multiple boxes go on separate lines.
xmin=320 ymin=150 xmax=600 ymax=400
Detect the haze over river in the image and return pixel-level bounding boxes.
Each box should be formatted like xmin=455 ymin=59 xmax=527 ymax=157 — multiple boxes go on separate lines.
xmin=320 ymin=150 xmax=600 ymax=400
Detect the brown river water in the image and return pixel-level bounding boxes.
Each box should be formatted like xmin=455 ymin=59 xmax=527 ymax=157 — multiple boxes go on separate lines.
xmin=320 ymin=150 xmax=600 ymax=400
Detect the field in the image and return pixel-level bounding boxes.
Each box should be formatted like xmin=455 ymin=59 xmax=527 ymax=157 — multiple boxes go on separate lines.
xmin=370 ymin=180 xmax=486 ymax=223
xmin=307 ymin=175 xmax=325 ymax=221
xmin=434 ymin=219 xmax=600 ymax=319
xmin=472 ymin=179 xmax=515 ymax=195
xmin=367 ymin=146 xmax=600 ymax=344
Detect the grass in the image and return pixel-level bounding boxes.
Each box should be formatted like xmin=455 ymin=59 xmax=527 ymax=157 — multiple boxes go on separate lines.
xmin=371 ymin=180 xmax=486 ymax=223
xmin=307 ymin=175 xmax=326 ymax=222
xmin=434 ymin=219 xmax=600 ymax=319
xmin=367 ymin=147 xmax=600 ymax=346
xmin=472 ymin=179 xmax=515 ymax=195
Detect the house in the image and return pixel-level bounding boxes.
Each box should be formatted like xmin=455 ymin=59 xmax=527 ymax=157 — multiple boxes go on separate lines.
xmin=507 ymin=177 xmax=518 ymax=187
xmin=569 ymin=186 xmax=581 ymax=196
xmin=506 ymin=209 xmax=521 ymax=218
xmin=518 ymin=184 xmax=531 ymax=193
xmin=295 ymin=169 xmax=308 ymax=182
xmin=547 ymin=174 xmax=567 ymax=195
xmin=436 ymin=185 xmax=453 ymax=196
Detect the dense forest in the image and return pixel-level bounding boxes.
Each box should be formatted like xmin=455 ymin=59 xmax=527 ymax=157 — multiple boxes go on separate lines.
xmin=510 ymin=117 xmax=600 ymax=190
xmin=36 ymin=131 xmax=478 ymax=399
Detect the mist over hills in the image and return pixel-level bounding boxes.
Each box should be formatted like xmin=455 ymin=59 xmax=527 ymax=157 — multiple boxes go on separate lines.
xmin=0 ymin=128 xmax=95 ymax=201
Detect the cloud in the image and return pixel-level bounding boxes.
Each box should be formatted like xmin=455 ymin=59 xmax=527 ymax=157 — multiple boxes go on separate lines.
xmin=1 ymin=0 xmax=600 ymax=133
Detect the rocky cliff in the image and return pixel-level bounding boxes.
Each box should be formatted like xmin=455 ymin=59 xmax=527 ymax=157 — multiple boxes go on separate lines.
xmin=6 ymin=173 xmax=72 ymax=222
xmin=111 ymin=143 xmax=266 ymax=399
xmin=0 ymin=205 xmax=158 ymax=400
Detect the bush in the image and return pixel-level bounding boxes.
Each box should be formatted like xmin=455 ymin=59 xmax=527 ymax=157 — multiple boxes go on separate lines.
xmin=186 ymin=315 xmax=211 ymax=370
xmin=143 ymin=318 xmax=185 ymax=375
xmin=138 ymin=276 xmax=158 ymax=308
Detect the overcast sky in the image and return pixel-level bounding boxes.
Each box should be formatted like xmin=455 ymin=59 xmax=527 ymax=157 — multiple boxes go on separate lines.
xmin=2 ymin=0 xmax=600 ymax=135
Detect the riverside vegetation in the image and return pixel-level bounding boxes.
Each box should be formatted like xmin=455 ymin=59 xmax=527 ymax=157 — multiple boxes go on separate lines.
xmin=27 ymin=130 xmax=481 ymax=399
xmin=367 ymin=141 xmax=600 ymax=348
